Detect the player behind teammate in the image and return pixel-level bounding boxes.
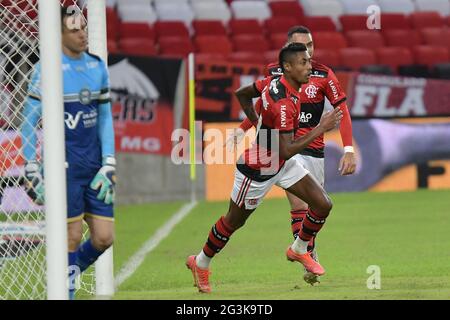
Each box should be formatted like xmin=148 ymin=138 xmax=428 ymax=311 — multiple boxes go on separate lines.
xmin=186 ymin=43 xmax=343 ymax=293
xmin=226 ymin=26 xmax=356 ymax=285
xmin=21 ymin=7 xmax=116 ymax=299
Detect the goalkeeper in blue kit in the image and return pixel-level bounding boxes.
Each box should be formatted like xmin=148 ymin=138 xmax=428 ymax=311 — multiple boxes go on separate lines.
xmin=21 ymin=7 xmax=115 ymax=299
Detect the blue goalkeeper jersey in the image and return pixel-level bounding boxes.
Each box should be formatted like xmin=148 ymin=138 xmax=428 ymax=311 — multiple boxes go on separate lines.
xmin=22 ymin=52 xmax=115 ymax=180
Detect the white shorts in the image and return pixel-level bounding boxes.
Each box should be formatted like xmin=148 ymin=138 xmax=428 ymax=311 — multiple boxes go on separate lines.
xmin=293 ymin=154 xmax=324 ymax=187
xmin=231 ymin=157 xmax=309 ymax=210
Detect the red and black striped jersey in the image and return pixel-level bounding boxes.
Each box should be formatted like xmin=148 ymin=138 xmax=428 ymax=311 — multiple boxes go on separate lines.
xmin=238 ymin=76 xmax=301 ymax=182
xmin=254 ymin=60 xmax=347 ymax=157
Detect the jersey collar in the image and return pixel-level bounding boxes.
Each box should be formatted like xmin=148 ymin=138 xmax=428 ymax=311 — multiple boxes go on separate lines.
xmin=280 ymin=75 xmax=302 ymax=99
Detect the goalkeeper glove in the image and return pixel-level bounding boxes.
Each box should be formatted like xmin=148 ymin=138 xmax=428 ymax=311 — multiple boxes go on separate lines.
xmin=90 ymin=157 xmax=116 ymax=205
xmin=24 ymin=160 xmax=45 ymax=205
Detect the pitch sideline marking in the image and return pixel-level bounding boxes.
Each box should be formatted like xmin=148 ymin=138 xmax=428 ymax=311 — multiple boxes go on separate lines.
xmin=114 ymin=201 xmax=198 ymax=289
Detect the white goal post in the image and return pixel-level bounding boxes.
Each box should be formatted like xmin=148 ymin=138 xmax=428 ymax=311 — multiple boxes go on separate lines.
xmin=0 ymin=0 xmax=114 ymax=300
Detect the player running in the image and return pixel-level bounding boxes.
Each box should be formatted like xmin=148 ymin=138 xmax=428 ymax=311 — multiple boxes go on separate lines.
xmin=186 ymin=43 xmax=343 ymax=293
xmin=21 ymin=7 xmax=116 ymax=299
xmin=226 ymin=26 xmax=356 ymax=285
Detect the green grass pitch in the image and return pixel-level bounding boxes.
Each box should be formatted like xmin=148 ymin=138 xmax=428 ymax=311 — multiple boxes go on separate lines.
xmin=110 ymin=190 xmax=450 ymax=300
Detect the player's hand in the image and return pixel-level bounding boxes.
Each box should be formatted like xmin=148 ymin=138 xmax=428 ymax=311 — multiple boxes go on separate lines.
xmin=318 ymin=108 xmax=343 ymax=132
xmin=90 ymin=157 xmax=116 ymax=205
xmin=224 ymin=127 xmax=245 ymax=152
xmin=24 ymin=160 xmax=45 ymax=205
xmin=339 ymin=152 xmax=357 ymax=176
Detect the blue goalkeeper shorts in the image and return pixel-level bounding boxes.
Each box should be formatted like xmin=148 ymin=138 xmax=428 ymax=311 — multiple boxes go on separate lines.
xmin=66 ymin=178 xmax=114 ymax=223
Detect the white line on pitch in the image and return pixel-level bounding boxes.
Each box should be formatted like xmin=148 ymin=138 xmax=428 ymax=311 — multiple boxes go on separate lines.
xmin=114 ymin=201 xmax=198 ymax=289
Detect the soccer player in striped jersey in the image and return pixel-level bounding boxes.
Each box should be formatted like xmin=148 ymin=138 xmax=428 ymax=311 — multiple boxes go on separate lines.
xmin=21 ymin=7 xmax=115 ymax=299
xmin=186 ymin=43 xmax=343 ymax=293
xmin=226 ymin=26 xmax=356 ymax=285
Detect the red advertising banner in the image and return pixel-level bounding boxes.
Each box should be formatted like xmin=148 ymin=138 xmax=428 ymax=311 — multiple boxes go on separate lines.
xmin=109 ymin=55 xmax=182 ymax=155
xmin=345 ymin=73 xmax=450 ymax=118
xmin=193 ymin=58 xmax=264 ymax=123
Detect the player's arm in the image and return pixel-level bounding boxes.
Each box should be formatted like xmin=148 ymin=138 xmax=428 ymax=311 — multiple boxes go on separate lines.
xmin=279 ymin=104 xmax=343 ymax=160
xmin=21 ymin=63 xmax=44 ymax=204
xmin=90 ymin=60 xmax=116 ymax=205
xmin=325 ymin=70 xmax=356 ymax=175
xmin=234 ymin=82 xmax=261 ymax=126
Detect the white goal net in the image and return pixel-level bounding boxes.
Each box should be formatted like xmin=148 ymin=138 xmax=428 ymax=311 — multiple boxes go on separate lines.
xmin=0 ymin=0 xmax=95 ymax=300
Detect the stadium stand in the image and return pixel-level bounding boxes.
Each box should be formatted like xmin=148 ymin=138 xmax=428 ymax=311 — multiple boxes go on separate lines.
xmin=376 ymin=47 xmax=415 ymax=72
xmin=229 ymin=19 xmax=263 ymax=36
xmin=340 ymin=0 xmax=379 ymax=15
xmin=191 ymin=0 xmax=232 ymax=23
xmin=339 ymin=47 xmax=377 ymax=71
xmin=192 ymin=20 xmax=228 ymax=36
xmin=377 ymin=0 xmax=416 ymax=14
xmin=299 ymin=0 xmax=344 ymax=25
xmin=303 ymin=16 xmax=337 ymax=32
xmin=414 ymin=0 xmax=450 ymax=16
xmin=230 ymin=1 xmax=271 ymax=22
xmin=101 ymin=0 xmax=450 ymax=78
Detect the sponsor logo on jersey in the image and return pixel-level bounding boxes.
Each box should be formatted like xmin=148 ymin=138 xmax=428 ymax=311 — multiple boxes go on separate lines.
xmin=305 ymin=84 xmax=319 ymax=99
xmin=79 ymin=88 xmax=92 ymax=105
xmin=270 ymin=78 xmax=279 ymax=94
xmin=64 ymin=111 xmax=83 ymax=129
xmin=64 ymin=109 xmax=98 ymax=129
xmin=299 ymin=112 xmax=313 ymax=123
xmin=87 ymin=61 xmax=99 ymax=69
xmin=328 ymin=80 xmax=339 ymax=100
xmin=271 ymin=67 xmax=283 ymax=76
xmin=280 ymin=105 xmax=287 ymax=127
xmin=311 ymin=70 xmax=326 ymax=78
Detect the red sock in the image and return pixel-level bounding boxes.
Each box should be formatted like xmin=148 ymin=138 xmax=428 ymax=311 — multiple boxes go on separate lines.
xmin=298 ymin=209 xmax=326 ymax=242
xmin=202 ymin=216 xmax=235 ymax=258
xmin=290 ymin=209 xmax=307 ymax=239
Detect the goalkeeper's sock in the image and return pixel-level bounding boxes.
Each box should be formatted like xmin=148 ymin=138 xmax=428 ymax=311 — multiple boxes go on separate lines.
xmin=68 ymin=252 xmax=78 ymax=300
xmin=298 ymin=209 xmax=326 ymax=247
xmin=290 ymin=209 xmax=307 ymax=239
xmin=76 ymin=239 xmax=104 ymax=273
xmin=200 ymin=216 xmax=235 ymax=266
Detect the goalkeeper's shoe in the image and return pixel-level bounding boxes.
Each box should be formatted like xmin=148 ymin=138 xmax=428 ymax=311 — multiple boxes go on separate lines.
xmin=90 ymin=157 xmax=116 ymax=205
xmin=186 ymin=255 xmax=211 ymax=293
xmin=24 ymin=160 xmax=45 ymax=205
xmin=286 ymin=246 xmax=325 ymax=276
xmin=303 ymin=248 xmax=321 ymax=285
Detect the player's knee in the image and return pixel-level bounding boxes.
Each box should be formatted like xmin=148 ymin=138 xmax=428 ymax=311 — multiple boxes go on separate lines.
xmin=91 ymin=233 xmax=114 ymax=251
xmin=67 ymin=231 xmax=82 ymax=251
xmin=314 ymin=195 xmax=333 ymax=218
xmin=321 ymin=196 xmax=333 ymax=216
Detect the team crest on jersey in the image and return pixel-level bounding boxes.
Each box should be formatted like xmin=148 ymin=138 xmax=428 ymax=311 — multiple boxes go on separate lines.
xmin=304 ymin=84 xmax=318 ymax=99
xmin=79 ymin=88 xmax=92 ymax=105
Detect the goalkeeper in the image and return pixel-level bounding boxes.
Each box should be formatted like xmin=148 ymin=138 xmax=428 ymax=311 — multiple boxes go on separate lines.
xmin=21 ymin=7 xmax=115 ymax=299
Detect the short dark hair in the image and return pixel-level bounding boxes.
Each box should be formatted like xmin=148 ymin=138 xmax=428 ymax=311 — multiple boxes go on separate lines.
xmin=287 ymin=26 xmax=311 ymax=40
xmin=278 ymin=42 xmax=308 ymax=72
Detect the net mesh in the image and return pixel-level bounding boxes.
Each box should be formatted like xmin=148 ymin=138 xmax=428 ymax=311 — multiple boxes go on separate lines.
xmin=0 ymin=0 xmax=94 ymax=300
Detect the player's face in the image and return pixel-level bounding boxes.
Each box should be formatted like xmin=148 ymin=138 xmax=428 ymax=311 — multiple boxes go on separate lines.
xmin=62 ymin=16 xmax=88 ymax=55
xmin=285 ymin=51 xmax=312 ymax=85
xmin=289 ymin=33 xmax=314 ymax=58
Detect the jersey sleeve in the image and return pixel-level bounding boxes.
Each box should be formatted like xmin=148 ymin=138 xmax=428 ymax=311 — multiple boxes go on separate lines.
xmin=324 ymin=69 xmax=346 ymax=107
xmin=272 ymin=99 xmax=296 ymax=133
xmin=97 ymin=59 xmax=115 ymax=158
xmin=254 ymin=76 xmax=272 ymax=94
xmin=21 ymin=63 xmax=43 ymax=162
xmin=27 ymin=63 xmax=42 ymax=101
xmin=99 ymin=59 xmax=111 ymax=105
